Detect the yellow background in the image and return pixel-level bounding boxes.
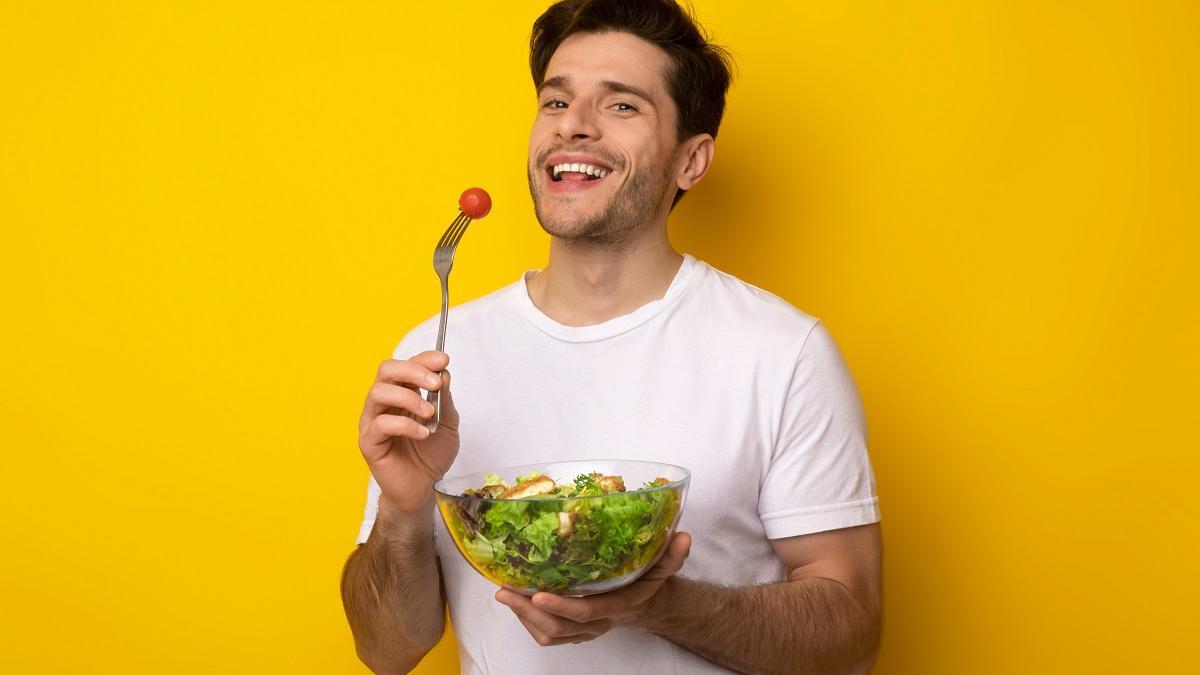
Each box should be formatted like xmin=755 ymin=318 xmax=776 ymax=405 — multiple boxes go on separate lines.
xmin=2 ymin=1 xmax=1196 ymax=673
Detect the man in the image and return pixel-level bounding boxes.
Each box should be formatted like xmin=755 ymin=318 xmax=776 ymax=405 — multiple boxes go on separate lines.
xmin=341 ymin=1 xmax=882 ymax=673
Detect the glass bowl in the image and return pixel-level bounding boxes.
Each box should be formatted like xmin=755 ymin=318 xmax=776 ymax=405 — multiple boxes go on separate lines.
xmin=434 ymin=459 xmax=690 ymax=597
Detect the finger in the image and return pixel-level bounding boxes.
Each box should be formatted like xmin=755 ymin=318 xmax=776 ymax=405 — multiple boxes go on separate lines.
xmin=511 ymin=606 xmax=599 ymax=647
xmin=510 ymin=607 xmax=578 ymax=647
xmin=639 ymin=531 xmax=692 ymax=582
xmin=511 ymin=610 xmax=552 ymax=646
xmin=496 ymin=589 xmax=602 ymax=642
xmin=376 ymin=358 xmax=444 ymax=391
xmin=671 ymin=531 xmax=692 ymax=562
xmin=530 ymin=592 xmax=611 ymax=624
xmin=360 ymin=413 xmax=431 ymax=458
xmin=364 ymin=382 xmax=436 ymax=421
xmin=407 ymin=350 xmax=450 ymax=374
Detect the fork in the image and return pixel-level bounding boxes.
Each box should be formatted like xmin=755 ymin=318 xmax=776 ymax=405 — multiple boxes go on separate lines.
xmin=424 ymin=210 xmax=472 ymax=432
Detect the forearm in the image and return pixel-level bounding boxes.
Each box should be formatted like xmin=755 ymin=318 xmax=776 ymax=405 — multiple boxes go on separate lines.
xmin=341 ymin=498 xmax=445 ymax=674
xmin=634 ymin=575 xmax=880 ymax=675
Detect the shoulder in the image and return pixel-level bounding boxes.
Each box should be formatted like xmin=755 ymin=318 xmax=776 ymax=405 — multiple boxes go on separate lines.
xmin=688 ymin=259 xmax=823 ymax=353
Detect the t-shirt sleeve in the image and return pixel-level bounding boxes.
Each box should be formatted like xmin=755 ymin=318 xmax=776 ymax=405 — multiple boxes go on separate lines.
xmin=758 ymin=321 xmax=880 ymax=539
xmin=354 ymin=327 xmax=437 ymax=546
xmin=355 ymin=474 xmax=383 ymax=545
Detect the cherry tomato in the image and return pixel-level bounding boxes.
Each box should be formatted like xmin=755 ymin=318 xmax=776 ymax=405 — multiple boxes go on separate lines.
xmin=458 ymin=187 xmax=492 ymax=219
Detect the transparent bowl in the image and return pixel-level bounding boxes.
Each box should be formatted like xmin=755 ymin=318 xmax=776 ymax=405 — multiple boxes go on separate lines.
xmin=434 ymin=460 xmax=690 ymax=597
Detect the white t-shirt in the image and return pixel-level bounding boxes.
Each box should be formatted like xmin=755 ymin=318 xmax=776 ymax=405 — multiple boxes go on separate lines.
xmin=356 ymin=253 xmax=880 ymax=675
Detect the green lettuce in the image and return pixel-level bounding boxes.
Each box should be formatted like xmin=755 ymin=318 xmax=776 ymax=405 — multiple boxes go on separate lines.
xmin=450 ymin=473 xmax=681 ymax=592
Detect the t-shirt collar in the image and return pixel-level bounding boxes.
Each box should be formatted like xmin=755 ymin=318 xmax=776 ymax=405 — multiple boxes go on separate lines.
xmin=511 ymin=253 xmax=700 ymax=343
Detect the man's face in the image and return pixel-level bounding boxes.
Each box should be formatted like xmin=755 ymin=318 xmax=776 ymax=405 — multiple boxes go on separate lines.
xmin=527 ymin=31 xmax=682 ymax=245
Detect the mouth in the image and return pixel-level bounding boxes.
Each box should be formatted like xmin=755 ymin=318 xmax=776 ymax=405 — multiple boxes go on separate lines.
xmin=543 ymin=160 xmax=615 ymax=193
xmin=548 ymin=162 xmax=611 ymax=183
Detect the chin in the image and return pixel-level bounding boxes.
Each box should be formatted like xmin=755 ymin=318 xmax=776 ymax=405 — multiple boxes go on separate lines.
xmin=536 ymin=200 xmax=593 ymax=230
xmin=538 ymin=215 xmax=591 ymax=239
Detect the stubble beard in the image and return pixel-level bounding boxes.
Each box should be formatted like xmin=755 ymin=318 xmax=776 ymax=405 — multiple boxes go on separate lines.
xmin=526 ymin=156 xmax=674 ymax=248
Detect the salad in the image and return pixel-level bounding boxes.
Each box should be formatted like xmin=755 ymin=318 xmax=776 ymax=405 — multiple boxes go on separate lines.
xmin=443 ymin=470 xmax=681 ymax=592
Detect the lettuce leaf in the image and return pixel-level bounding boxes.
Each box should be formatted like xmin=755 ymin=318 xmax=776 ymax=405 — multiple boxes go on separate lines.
xmin=523 ymin=511 xmax=560 ymax=561
xmin=483 ymin=499 xmax=530 ymax=538
xmin=456 ymin=473 xmax=681 ymax=592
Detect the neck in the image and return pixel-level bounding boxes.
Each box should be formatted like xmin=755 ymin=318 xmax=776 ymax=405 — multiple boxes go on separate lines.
xmin=526 ymin=225 xmax=683 ymax=327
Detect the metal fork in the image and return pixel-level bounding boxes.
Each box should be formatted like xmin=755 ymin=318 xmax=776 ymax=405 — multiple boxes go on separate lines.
xmin=424 ymin=210 xmax=473 ymax=432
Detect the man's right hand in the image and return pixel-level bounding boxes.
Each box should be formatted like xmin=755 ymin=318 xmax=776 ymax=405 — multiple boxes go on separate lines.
xmin=358 ymin=350 xmax=460 ymax=517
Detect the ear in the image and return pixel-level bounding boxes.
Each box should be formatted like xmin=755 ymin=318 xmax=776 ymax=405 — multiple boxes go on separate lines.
xmin=676 ymin=134 xmax=715 ymax=191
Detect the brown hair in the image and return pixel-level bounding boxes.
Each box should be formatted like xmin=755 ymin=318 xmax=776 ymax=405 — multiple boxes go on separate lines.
xmin=530 ymin=0 xmax=735 ymax=207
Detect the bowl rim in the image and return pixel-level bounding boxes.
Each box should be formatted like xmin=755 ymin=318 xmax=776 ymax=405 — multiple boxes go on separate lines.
xmin=433 ymin=458 xmax=691 ymax=502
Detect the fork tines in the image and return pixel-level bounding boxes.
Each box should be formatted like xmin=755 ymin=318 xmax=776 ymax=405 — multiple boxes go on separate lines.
xmin=437 ymin=212 xmax=472 ymax=251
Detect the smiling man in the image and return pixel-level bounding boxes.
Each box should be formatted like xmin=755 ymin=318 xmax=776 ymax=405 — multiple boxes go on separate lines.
xmin=341 ymin=1 xmax=882 ymax=674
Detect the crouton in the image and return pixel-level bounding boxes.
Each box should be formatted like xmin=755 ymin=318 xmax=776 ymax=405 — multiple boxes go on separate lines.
xmin=478 ymin=484 xmax=507 ymax=499
xmin=556 ymin=512 xmax=579 ymax=538
xmin=499 ymin=474 xmax=556 ymax=499
xmin=595 ymin=475 xmax=626 ymax=494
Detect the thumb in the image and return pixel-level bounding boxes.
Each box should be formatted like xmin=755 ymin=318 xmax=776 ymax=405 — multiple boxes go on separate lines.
xmin=436 ymin=369 xmax=459 ymax=431
xmin=658 ymin=531 xmax=692 ymax=574
xmin=672 ymin=531 xmax=692 ymax=562
xmin=638 ymin=532 xmax=691 ymax=585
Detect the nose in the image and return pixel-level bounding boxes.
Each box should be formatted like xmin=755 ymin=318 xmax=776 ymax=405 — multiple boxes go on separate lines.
xmin=555 ymin=101 xmax=600 ymax=142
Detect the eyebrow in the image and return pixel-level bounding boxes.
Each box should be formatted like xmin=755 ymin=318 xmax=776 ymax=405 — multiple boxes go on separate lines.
xmin=537 ymin=75 xmax=656 ymax=106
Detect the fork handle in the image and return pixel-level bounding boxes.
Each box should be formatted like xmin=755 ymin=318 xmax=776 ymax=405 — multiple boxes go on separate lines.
xmin=425 ymin=272 xmax=450 ymax=432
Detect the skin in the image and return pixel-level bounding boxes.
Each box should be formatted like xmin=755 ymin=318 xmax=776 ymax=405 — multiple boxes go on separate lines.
xmin=342 ymin=352 xmax=459 ymax=673
xmin=495 ymin=527 xmax=882 ymax=674
xmin=507 ymin=31 xmax=883 ymax=671
xmin=342 ymin=29 xmax=881 ymax=675
xmin=525 ymin=31 xmax=714 ymax=327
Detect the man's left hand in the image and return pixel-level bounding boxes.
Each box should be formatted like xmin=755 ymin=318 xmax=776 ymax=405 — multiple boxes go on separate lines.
xmin=494 ymin=531 xmax=692 ymax=646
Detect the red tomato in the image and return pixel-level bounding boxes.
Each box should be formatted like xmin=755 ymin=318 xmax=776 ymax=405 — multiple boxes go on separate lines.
xmin=458 ymin=187 xmax=492 ymax=219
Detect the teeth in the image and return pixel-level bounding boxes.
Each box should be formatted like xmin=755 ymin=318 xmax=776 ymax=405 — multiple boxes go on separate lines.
xmin=551 ymin=162 xmax=610 ymax=179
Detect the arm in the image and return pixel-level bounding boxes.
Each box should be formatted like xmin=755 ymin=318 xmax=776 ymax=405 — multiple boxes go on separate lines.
xmin=342 ymin=351 xmax=462 ymax=673
xmin=637 ymin=523 xmax=882 ymax=675
xmin=341 ymin=497 xmax=446 ymax=674
xmin=498 ymin=523 xmax=881 ymax=675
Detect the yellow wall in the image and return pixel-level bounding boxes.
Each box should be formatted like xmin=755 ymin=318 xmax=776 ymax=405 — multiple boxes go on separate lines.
xmin=2 ymin=1 xmax=1195 ymax=672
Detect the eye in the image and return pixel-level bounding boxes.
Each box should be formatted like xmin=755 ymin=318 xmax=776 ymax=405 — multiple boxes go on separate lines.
xmin=542 ymin=98 xmax=568 ymax=109
xmin=612 ymin=102 xmax=638 ymax=112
